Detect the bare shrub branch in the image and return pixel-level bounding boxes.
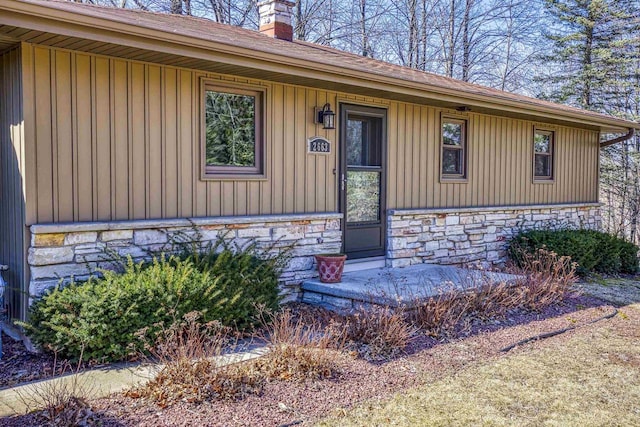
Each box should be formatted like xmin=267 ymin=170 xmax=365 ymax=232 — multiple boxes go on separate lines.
xmin=128 ymin=311 xmax=262 ymax=406
xmin=340 ymin=306 xmax=417 ymax=361
xmin=15 ymin=348 xmax=98 ymax=426
xmin=254 ymin=308 xmax=346 ymax=381
xmin=513 ymin=248 xmax=579 ymax=311
xmin=412 ymin=248 xmax=578 ymax=338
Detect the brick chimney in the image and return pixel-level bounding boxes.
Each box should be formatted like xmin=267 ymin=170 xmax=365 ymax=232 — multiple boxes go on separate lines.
xmin=258 ymin=0 xmax=295 ymax=41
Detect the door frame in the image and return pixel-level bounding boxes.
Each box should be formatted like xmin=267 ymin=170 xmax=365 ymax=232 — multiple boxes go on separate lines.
xmin=338 ymin=103 xmax=388 ymax=259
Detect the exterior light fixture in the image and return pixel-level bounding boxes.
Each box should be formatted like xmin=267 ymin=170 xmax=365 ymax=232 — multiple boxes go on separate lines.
xmin=456 ymin=106 xmax=471 ymax=112
xmin=316 ymin=103 xmax=336 ymax=129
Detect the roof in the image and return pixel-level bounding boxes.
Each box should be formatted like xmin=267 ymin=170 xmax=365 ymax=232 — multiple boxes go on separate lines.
xmin=0 ymin=0 xmax=638 ymax=133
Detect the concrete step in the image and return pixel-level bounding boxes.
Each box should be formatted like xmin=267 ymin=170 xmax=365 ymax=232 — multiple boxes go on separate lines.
xmin=301 ymin=263 xmax=520 ymax=312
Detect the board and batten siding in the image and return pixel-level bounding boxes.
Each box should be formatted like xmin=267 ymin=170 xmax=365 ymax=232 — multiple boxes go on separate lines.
xmin=21 ymin=42 xmax=599 ymax=226
xmin=21 ymin=43 xmax=341 ymax=225
xmin=0 ymin=45 xmax=28 ymax=321
xmin=386 ymin=104 xmax=600 ymax=209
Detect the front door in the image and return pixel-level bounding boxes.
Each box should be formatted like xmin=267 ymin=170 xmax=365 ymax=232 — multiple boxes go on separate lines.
xmin=340 ymin=104 xmax=387 ymax=260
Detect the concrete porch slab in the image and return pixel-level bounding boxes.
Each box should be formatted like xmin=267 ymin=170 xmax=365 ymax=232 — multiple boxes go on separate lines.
xmin=301 ymin=264 xmax=520 ymax=310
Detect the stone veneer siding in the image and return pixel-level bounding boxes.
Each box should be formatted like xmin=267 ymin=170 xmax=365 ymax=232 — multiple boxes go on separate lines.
xmin=28 ymin=213 xmax=342 ymax=301
xmin=387 ymin=203 xmax=602 ymax=268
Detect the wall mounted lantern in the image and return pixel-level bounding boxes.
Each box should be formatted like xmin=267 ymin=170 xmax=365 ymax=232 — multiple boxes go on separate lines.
xmin=316 ymin=103 xmax=336 ymax=129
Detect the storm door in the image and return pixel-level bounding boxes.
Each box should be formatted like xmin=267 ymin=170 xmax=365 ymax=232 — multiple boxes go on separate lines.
xmin=339 ymin=105 xmax=387 ymax=259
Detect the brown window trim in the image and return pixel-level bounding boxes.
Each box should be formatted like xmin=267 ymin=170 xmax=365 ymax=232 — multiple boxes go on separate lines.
xmin=440 ymin=116 xmax=468 ymax=181
xmin=200 ymin=80 xmax=267 ymax=180
xmin=533 ymin=129 xmax=555 ymax=182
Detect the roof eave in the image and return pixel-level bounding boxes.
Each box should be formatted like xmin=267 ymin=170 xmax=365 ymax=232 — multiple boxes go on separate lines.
xmin=1 ymin=0 xmax=638 ymax=133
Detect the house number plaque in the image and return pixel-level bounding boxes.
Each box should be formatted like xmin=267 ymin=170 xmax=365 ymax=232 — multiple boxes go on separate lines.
xmin=308 ymin=137 xmax=331 ymax=154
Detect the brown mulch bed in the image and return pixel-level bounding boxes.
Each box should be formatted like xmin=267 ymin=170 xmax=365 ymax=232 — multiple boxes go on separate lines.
xmin=1 ymin=294 xmax=621 ymax=427
xmin=0 ymin=334 xmax=57 ymax=390
xmin=0 ymin=334 xmax=97 ymax=392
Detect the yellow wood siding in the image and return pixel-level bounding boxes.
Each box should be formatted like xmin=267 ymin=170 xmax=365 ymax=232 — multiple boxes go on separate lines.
xmin=385 ymin=103 xmax=599 ymax=209
xmin=0 ymin=45 xmax=27 ymax=320
xmin=22 ymin=43 xmax=599 ymax=224
xmin=22 ymin=43 xmax=340 ymax=223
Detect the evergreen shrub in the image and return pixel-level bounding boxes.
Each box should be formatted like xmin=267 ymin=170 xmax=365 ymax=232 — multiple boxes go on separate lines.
xmin=509 ymin=229 xmax=639 ymax=276
xmin=24 ymin=241 xmax=286 ymax=362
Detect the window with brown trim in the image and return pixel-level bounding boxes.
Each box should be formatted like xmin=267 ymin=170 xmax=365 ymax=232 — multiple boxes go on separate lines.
xmin=533 ymin=130 xmax=554 ymax=180
xmin=203 ymin=83 xmax=264 ymax=177
xmin=441 ymin=118 xmax=467 ymax=179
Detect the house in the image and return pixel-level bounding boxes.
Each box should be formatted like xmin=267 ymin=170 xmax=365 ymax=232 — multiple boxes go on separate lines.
xmin=0 ymin=0 xmax=637 ymax=321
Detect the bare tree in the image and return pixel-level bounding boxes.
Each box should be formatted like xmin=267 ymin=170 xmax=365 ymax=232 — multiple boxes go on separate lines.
xmin=294 ymin=0 xmax=330 ymax=41
xmin=360 ymin=0 xmax=370 ymax=56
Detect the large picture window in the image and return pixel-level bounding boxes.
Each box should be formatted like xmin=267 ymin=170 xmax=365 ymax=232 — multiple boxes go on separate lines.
xmin=534 ymin=129 xmax=554 ymax=180
xmin=203 ymin=83 xmax=264 ymax=177
xmin=441 ymin=118 xmax=467 ymax=179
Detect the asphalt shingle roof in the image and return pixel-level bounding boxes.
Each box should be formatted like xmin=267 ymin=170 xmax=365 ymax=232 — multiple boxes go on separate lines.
xmin=8 ymin=0 xmax=639 ymax=130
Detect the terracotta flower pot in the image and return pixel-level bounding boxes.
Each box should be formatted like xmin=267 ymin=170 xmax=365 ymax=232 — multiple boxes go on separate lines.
xmin=315 ymin=253 xmax=347 ymax=283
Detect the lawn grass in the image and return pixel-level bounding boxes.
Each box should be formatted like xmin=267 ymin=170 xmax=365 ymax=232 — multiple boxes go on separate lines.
xmin=318 ymin=304 xmax=640 ymax=427
xmin=579 ymin=278 xmax=640 ymax=307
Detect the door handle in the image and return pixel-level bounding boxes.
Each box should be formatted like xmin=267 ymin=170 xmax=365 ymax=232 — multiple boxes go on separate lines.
xmin=341 ymin=173 xmax=346 ymax=192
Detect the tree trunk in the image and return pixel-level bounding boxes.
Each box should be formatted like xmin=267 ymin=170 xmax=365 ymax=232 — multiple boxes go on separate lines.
xmin=361 ymin=0 xmax=369 ymax=57
xmin=170 ymin=0 xmax=182 ymax=15
xmin=420 ymin=0 xmax=428 ymax=70
xmin=582 ymin=23 xmax=593 ymax=109
xmin=207 ymin=0 xmax=225 ymax=23
xmin=446 ymin=0 xmax=456 ymax=78
xmin=296 ymin=1 xmax=306 ymax=41
xmin=619 ymin=140 xmax=630 ymax=235
xmin=461 ymin=0 xmax=472 ymax=81
xmin=408 ymin=0 xmax=418 ymax=68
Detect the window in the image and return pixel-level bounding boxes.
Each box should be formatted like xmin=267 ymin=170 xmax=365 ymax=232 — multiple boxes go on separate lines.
xmin=202 ymin=83 xmax=264 ymax=177
xmin=534 ymin=130 xmax=554 ymax=180
xmin=441 ymin=118 xmax=467 ymax=179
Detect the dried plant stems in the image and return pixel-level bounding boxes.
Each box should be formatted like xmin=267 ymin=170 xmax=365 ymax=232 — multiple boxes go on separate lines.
xmin=412 ymin=249 xmax=578 ymax=338
xmin=254 ymin=307 xmax=346 ymax=381
xmin=14 ymin=347 xmax=98 ymax=426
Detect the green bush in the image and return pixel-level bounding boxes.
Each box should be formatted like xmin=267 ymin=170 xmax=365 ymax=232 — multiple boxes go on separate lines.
xmin=175 ymin=242 xmax=284 ymax=328
xmin=509 ymin=229 xmax=639 ymax=276
xmin=24 ymin=243 xmax=285 ymax=362
xmin=618 ymin=240 xmax=640 ymax=274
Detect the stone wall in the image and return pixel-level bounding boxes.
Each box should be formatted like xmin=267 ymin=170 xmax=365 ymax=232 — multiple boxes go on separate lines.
xmin=387 ymin=203 xmax=602 ymax=268
xmin=27 ymin=203 xmax=603 ymax=300
xmin=28 ymin=213 xmax=342 ymax=301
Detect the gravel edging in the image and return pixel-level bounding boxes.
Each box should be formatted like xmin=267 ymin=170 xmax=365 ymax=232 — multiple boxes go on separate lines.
xmin=1 ymin=295 xmax=618 ymax=427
